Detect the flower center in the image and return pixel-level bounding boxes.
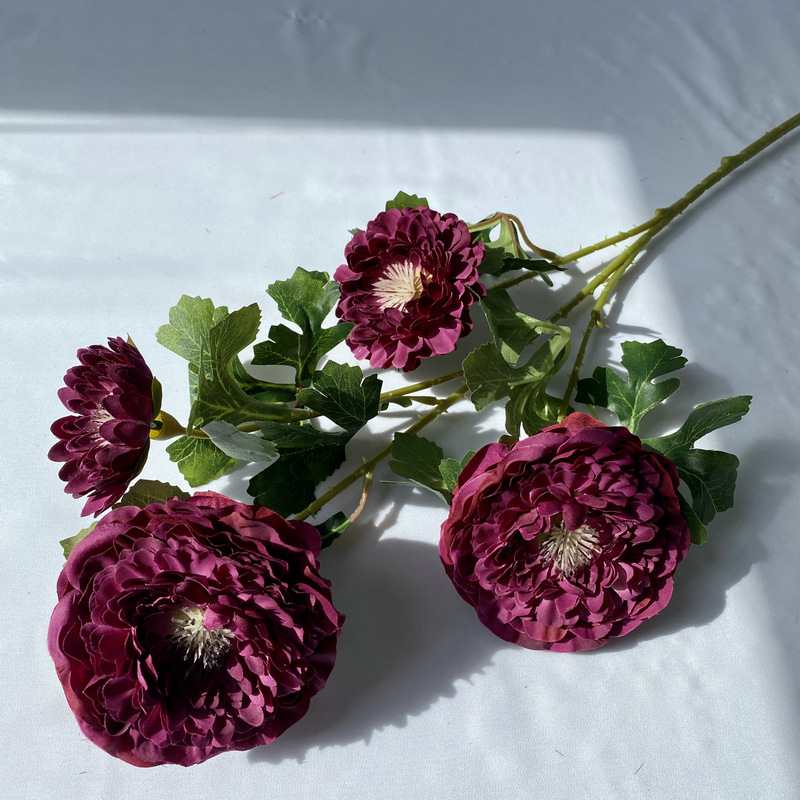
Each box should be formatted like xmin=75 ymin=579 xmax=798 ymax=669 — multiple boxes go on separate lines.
xmin=170 ymin=606 xmax=233 ymax=671
xmin=539 ymin=523 xmax=599 ymax=576
xmin=373 ymin=260 xmax=424 ymax=311
xmin=89 ymin=405 xmax=114 ymax=445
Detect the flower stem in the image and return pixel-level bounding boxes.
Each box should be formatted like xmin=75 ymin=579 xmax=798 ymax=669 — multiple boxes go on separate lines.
xmin=555 ymin=112 xmax=800 ymax=413
xmin=293 ymin=383 xmax=469 ymax=522
xmin=556 ymin=249 xmax=637 ymax=419
xmin=379 ymin=369 xmax=465 ymax=400
xmin=299 ymin=112 xmax=800 ymax=528
xmin=496 ymin=112 xmax=800 ymax=294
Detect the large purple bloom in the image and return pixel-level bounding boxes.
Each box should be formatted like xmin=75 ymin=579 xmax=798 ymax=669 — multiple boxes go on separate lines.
xmin=440 ymin=413 xmax=690 ymax=652
xmin=48 ymin=492 xmax=344 ymax=767
xmin=49 ymin=337 xmax=155 ymax=517
xmin=334 ymin=206 xmax=485 ymax=372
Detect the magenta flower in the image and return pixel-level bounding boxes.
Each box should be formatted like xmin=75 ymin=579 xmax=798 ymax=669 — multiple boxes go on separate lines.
xmin=48 ymin=492 xmax=344 ymax=767
xmin=334 ymin=206 xmax=485 ymax=372
xmin=440 ymin=413 xmax=690 ymax=652
xmin=49 ymin=337 xmax=156 ymax=517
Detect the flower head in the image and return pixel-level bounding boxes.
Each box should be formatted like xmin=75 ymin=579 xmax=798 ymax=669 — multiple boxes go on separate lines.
xmin=49 ymin=337 xmax=156 ymax=517
xmin=48 ymin=492 xmax=344 ymax=767
xmin=334 ymin=206 xmax=485 ymax=372
xmin=439 ymin=413 xmax=690 ymax=652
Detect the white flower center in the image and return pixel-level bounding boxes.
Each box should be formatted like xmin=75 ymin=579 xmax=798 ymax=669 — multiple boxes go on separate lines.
xmin=373 ymin=260 xmax=424 ymax=311
xmin=89 ymin=405 xmax=114 ymax=446
xmin=170 ymin=606 xmax=233 ymax=670
xmin=539 ymin=523 xmax=599 ymax=576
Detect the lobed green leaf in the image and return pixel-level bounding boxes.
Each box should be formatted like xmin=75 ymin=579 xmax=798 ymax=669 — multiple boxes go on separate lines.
xmin=253 ymin=268 xmax=353 ymax=386
xmin=463 ymin=318 xmax=570 ymax=437
xmin=296 ymin=361 xmax=382 ymax=432
xmin=156 ymin=295 xmax=229 ymax=375
xmin=115 ymin=479 xmax=190 ymax=509
xmin=166 ymin=435 xmax=237 ymax=487
xmin=190 ymin=305 xmax=296 ymax=430
xmin=576 ymin=339 xmax=687 ymax=433
xmin=385 ymin=191 xmax=429 ymax=212
xmin=248 ymin=440 xmax=348 ymax=517
xmin=643 ymin=394 xmax=751 ymax=538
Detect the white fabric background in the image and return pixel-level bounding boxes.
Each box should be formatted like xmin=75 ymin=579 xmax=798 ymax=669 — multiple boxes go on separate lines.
xmin=2 ymin=1 xmax=799 ymax=798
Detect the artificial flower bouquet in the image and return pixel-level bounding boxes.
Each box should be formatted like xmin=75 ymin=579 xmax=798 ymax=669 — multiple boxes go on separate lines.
xmin=47 ymin=113 xmax=799 ymax=766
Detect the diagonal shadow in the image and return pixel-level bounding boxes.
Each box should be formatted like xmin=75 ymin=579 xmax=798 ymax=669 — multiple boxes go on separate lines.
xmin=599 ymin=434 xmax=796 ymax=652
xmin=248 ymin=504 xmax=510 ymax=763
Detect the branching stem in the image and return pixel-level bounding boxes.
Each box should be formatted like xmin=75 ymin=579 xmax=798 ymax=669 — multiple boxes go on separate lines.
xmin=293 ymin=383 xmax=469 ymax=521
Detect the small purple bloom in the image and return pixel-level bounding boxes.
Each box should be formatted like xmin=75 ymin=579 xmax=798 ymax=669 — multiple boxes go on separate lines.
xmin=48 ymin=492 xmax=344 ymax=767
xmin=49 ymin=337 xmax=155 ymax=517
xmin=440 ymin=413 xmax=690 ymax=652
xmin=334 ymin=206 xmax=485 ymax=372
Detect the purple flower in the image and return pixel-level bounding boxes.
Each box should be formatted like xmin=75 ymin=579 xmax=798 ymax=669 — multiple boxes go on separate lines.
xmin=440 ymin=413 xmax=690 ymax=652
xmin=49 ymin=337 xmax=156 ymax=517
xmin=334 ymin=206 xmax=485 ymax=372
xmin=48 ymin=492 xmax=344 ymax=767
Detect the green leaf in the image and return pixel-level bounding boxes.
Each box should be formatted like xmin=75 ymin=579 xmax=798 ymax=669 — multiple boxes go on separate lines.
xmin=672 ymin=449 xmax=740 ymax=525
xmin=267 ymin=267 xmax=339 ymax=337
xmin=438 ymin=459 xmax=463 ymax=494
xmin=296 ymin=361 xmax=382 ymax=432
xmin=256 ymin=421 xmax=351 ymax=450
xmin=500 ymin=256 xmax=564 ymax=276
xmin=643 ymin=395 xmax=751 ymax=536
xmin=480 ymin=289 xmax=567 ymax=365
xmin=463 ymin=321 xmax=570 ymax=437
xmin=576 ymin=339 xmax=687 ymax=433
xmin=317 ymin=512 xmax=350 ymax=549
xmin=202 ymin=421 xmax=280 ymax=464
xmin=463 ymin=343 xmax=517 ymax=411
xmin=679 ymin=494 xmax=708 ymax=545
xmin=246 ymin=420 xmax=353 ymax=516
xmin=60 ymin=522 xmax=98 ymax=560
xmin=389 ymin=432 xmax=449 ymax=500
xmin=253 ymin=268 xmax=353 ymax=385
xmin=385 ymin=191 xmax=429 ymax=212
xmin=166 ymin=435 xmax=237 ymax=487
xmin=248 ymin=439 xmax=348 ymax=516
xmin=190 ymin=304 xmax=296 ymax=430
xmin=470 ymin=214 xmax=561 ymax=282
xmin=229 ymin=360 xmax=297 ymax=404
xmin=484 ymin=255 xmax=565 ymax=286
xmin=156 ymin=295 xmax=229 ymax=373
xmin=151 ymin=376 xmax=163 ymax=417
xmin=439 ymin=450 xmax=477 ymax=494
xmin=158 ymin=295 xmax=295 ymax=403
xmin=115 ymin=479 xmax=190 ymax=508
xmin=643 ymin=396 xmax=752 ymax=457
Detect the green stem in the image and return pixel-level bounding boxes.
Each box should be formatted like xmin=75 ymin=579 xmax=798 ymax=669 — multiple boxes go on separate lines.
xmin=172 ymin=372 xmax=467 ymax=440
xmin=299 ymin=112 xmax=800 ymax=527
xmin=554 ymin=220 xmax=661 ymax=266
xmin=379 ymin=369 xmax=464 ymax=400
xmin=557 ymin=249 xmax=637 ymax=419
xmin=293 ymin=383 xmax=469 ymax=521
xmin=468 ymin=212 xmax=558 ymax=260
xmin=498 ymin=112 xmax=800 ymax=294
xmin=554 ymin=113 xmax=800 ymax=413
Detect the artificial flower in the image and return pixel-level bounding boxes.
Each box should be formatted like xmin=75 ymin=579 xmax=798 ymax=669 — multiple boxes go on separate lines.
xmin=334 ymin=205 xmax=485 ymax=372
xmin=49 ymin=337 xmax=156 ymax=516
xmin=439 ymin=412 xmax=690 ymax=652
xmin=48 ymin=492 xmax=344 ymax=767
